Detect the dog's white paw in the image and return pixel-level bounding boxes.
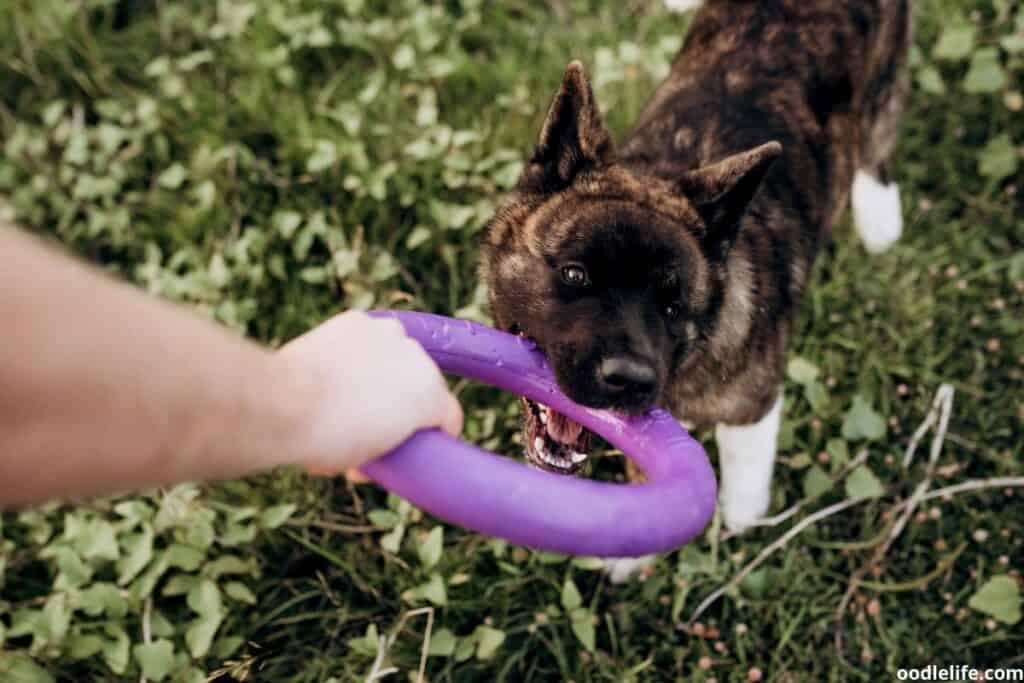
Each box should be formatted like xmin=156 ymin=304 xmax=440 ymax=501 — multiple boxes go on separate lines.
xmin=664 ymin=0 xmax=703 ymax=12
xmin=852 ymin=171 xmax=903 ymax=253
xmin=715 ymin=394 xmax=781 ymax=534
xmin=603 ymin=556 xmax=656 ymax=584
xmin=720 ymin=485 xmax=771 ymax=534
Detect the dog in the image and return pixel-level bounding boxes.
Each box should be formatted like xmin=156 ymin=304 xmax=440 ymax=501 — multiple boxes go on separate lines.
xmin=481 ymin=0 xmax=911 ymax=578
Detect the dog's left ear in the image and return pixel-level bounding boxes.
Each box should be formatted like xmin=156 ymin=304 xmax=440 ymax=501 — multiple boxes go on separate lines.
xmin=519 ymin=61 xmax=614 ymax=194
xmin=678 ymin=142 xmax=782 ymax=254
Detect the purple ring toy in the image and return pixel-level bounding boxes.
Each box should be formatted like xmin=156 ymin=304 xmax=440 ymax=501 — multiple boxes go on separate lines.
xmin=361 ymin=310 xmax=717 ymax=557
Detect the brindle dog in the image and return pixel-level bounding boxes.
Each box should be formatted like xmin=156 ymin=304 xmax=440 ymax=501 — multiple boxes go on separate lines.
xmin=481 ymin=0 xmax=912 ymax=570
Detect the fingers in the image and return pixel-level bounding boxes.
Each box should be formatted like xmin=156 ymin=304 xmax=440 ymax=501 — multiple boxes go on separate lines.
xmin=345 ymin=468 xmax=371 ymax=484
xmin=438 ymin=390 xmax=464 ymax=438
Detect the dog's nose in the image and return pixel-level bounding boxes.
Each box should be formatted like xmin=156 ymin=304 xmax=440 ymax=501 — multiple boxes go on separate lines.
xmin=597 ymin=356 xmax=657 ymax=397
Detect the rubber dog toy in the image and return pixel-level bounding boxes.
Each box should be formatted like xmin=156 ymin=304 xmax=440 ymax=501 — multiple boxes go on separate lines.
xmin=360 ymin=310 xmax=717 ymax=557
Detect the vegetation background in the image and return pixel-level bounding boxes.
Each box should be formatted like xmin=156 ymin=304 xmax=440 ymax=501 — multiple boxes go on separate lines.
xmin=1 ymin=0 xmax=1022 ymax=680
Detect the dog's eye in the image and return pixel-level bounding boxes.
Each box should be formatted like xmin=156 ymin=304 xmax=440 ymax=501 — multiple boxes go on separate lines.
xmin=663 ymin=303 xmax=681 ymax=320
xmin=560 ymin=264 xmax=589 ymax=287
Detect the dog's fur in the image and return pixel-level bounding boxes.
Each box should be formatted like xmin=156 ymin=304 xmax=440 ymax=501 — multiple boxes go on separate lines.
xmin=481 ymin=0 xmax=912 ymax=544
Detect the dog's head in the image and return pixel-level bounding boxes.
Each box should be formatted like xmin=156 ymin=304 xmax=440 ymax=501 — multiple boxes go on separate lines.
xmin=482 ymin=62 xmax=780 ymax=472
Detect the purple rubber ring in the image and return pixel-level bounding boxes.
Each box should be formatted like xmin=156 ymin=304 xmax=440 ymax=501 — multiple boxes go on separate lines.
xmin=361 ymin=310 xmax=717 ymax=557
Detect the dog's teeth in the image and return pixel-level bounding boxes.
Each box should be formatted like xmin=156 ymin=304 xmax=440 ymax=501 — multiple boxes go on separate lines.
xmin=571 ymin=451 xmax=587 ymax=464
xmin=533 ymin=437 xmax=544 ymax=452
xmin=539 ymin=409 xmax=548 ymax=425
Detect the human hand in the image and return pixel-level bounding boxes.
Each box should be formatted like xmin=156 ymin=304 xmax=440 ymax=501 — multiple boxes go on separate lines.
xmin=276 ymin=311 xmax=463 ymax=480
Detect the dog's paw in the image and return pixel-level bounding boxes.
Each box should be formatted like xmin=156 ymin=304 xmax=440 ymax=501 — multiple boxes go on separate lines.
xmin=852 ymin=171 xmax=903 ymax=253
xmin=664 ymin=0 xmax=703 ymax=12
xmin=720 ymin=486 xmax=771 ymax=534
xmin=603 ymin=556 xmax=656 ymax=584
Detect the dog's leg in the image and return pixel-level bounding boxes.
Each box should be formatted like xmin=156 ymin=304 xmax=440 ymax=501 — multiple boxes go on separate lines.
xmin=716 ymin=392 xmax=782 ymax=533
xmin=603 ymin=555 xmax=656 ymax=584
xmin=852 ymin=170 xmax=903 ymax=253
xmin=664 ymin=0 xmax=702 ymax=12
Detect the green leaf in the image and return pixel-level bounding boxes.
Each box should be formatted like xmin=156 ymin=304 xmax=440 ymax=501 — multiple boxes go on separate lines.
xmin=933 ymin=23 xmax=975 ymax=61
xmin=535 ymin=551 xmax=569 ymax=565
xmin=415 ymin=573 xmax=448 ymax=606
xmin=380 ymin=523 xmax=405 ymax=553
xmin=841 ymin=396 xmax=886 ymax=441
xmin=215 ymin=636 xmax=245 ymax=659
xmin=742 ymin=568 xmax=769 ymax=597
xmin=963 ymin=47 xmax=1006 ymax=94
xmin=392 ymin=44 xmax=415 ymax=70
xmin=570 ymin=608 xmax=596 ymax=651
xmin=158 ymin=163 xmax=188 ymax=189
xmin=117 ymin=525 xmax=154 ymax=585
xmin=474 ymin=626 xmax=506 ymax=660
xmin=826 ymin=438 xmax=850 ymax=468
xmin=803 ymin=465 xmax=832 ymax=499
xmin=205 ymin=555 xmax=254 ymax=579
xmin=133 ymin=640 xmax=175 ymax=682
xmin=77 ymin=582 xmax=126 ymax=618
xmin=454 ymin=634 xmax=476 ymax=662
xmin=307 ymin=140 xmax=338 ymax=173
xmin=561 ymin=578 xmax=583 ymax=610
xmin=418 ymin=526 xmax=444 ymax=569
xmin=978 ymin=134 xmax=1019 ymax=182
xmin=786 ymin=356 xmax=820 ymax=385
xmin=347 ymin=623 xmax=379 ymax=658
xmin=67 ymin=633 xmax=105 ymax=659
xmin=102 ymin=625 xmax=131 ymax=674
xmin=273 ymin=211 xmax=303 ymax=239
xmin=224 ymin=581 xmax=257 ymax=605
xmin=427 ymin=628 xmax=458 ymax=657
xmin=368 ymin=510 xmax=399 ymax=529
xmin=260 ymin=503 xmax=297 ymax=529
xmin=804 ymin=380 xmax=828 ymax=412
xmin=0 ymin=654 xmax=55 ymax=683
xmin=968 ymin=575 xmax=1021 ymax=625
xmin=845 ymin=466 xmax=885 ymax=499
xmin=1001 ymin=34 xmax=1024 ymax=54
xmin=185 ymin=614 xmax=223 ymax=658
xmin=187 ymin=579 xmax=223 ymax=617
xmin=41 ymin=592 xmax=71 ymax=646
xmin=571 ymin=557 xmax=607 ymax=571
xmin=917 ymin=65 xmax=946 ymax=95
xmin=165 ymin=544 xmax=204 ymax=571
xmin=77 ymin=519 xmax=121 ymax=561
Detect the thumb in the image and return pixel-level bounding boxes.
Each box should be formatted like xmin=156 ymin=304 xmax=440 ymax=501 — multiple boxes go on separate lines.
xmin=438 ymin=391 xmax=463 ymax=439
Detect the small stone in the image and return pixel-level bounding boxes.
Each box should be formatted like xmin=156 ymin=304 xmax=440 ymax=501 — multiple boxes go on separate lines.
xmin=999 ymin=555 xmax=1010 ymax=567
xmin=929 ymin=506 xmax=941 ymax=520
xmin=748 ymin=667 xmax=764 ymax=682
xmin=985 ymin=618 xmax=998 ymax=632
xmin=973 ymin=529 xmax=989 ymax=543
xmin=691 ymin=622 xmax=706 ymax=638
xmin=867 ymin=599 xmax=881 ymax=617
xmin=934 ymin=538 xmax=948 ymax=552
xmin=735 ymin=623 xmax=749 ymax=636
xmin=698 ymin=656 xmax=713 ymax=671
xmin=944 ymin=265 xmax=959 ymax=279
xmin=986 ymin=338 xmax=1001 ymax=353
xmin=714 ymin=641 xmax=726 ymax=653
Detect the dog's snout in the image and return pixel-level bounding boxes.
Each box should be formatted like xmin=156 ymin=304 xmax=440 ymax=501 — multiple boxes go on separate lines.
xmin=597 ymin=356 xmax=657 ymax=397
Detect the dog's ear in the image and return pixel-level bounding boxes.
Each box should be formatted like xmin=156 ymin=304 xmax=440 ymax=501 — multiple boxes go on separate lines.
xmin=519 ymin=61 xmax=614 ymax=193
xmin=678 ymin=142 xmax=782 ymax=254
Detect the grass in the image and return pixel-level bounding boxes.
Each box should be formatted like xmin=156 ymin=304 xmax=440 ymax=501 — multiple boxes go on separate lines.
xmin=1 ymin=0 xmax=1022 ymax=681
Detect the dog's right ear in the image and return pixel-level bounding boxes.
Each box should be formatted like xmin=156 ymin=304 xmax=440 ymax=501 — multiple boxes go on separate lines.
xmin=518 ymin=61 xmax=614 ymax=194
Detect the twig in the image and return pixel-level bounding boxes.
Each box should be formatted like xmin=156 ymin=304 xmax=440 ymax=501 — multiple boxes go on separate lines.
xmin=139 ymin=598 xmax=153 ymax=683
xmin=901 ymin=477 xmax=1024 ymax=506
xmin=835 ymin=384 xmax=954 ymax=657
xmin=720 ymin=448 xmax=871 ymax=540
xmin=689 ymin=497 xmax=868 ymax=624
xmin=363 ymin=607 xmax=435 ymax=683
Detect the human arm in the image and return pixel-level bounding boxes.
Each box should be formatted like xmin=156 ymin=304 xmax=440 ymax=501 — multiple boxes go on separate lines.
xmin=0 ymin=227 xmax=461 ymax=507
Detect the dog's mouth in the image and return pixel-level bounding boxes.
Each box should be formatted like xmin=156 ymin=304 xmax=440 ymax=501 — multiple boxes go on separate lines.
xmin=521 ymin=397 xmax=591 ymax=474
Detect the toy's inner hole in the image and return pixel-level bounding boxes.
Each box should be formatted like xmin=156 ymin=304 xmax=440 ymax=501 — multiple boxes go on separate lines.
xmin=520 ymin=397 xmax=591 ymax=474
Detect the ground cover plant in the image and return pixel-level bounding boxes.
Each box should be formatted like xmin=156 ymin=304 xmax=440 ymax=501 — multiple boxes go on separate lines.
xmin=1 ymin=0 xmax=1022 ymax=680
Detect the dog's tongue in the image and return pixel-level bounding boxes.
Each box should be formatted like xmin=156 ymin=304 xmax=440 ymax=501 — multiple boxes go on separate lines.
xmin=547 ymin=409 xmax=583 ymax=444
